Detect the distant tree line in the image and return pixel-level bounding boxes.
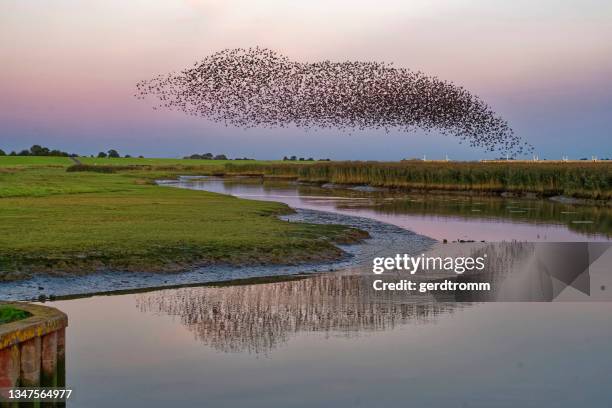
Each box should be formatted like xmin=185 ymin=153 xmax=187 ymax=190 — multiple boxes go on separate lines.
xmin=185 ymin=153 xmax=225 ymax=160
xmin=0 ymin=146 xmax=335 ymax=163
xmin=0 ymin=145 xmax=144 ymax=159
xmin=184 ymin=153 xmax=254 ymax=160
xmin=0 ymin=144 xmax=77 ymax=157
xmin=94 ymin=149 xmax=141 ymax=159
xmin=283 ymin=156 xmax=330 ymax=162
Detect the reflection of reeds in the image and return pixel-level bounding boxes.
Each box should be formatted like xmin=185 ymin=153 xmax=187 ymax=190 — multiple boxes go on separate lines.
xmin=136 ymin=275 xmax=463 ymax=355
xmin=224 ymin=162 xmax=611 ymax=200
xmin=135 ymin=243 xmax=539 ymax=354
xmin=220 ymin=177 xmax=611 ymax=237
xmin=354 ymin=196 xmax=611 ymax=237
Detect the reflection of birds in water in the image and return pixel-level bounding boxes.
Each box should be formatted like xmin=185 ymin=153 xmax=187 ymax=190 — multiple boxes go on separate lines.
xmin=136 ymin=47 xmax=533 ymax=157
xmin=136 ymin=275 xmax=462 ymax=355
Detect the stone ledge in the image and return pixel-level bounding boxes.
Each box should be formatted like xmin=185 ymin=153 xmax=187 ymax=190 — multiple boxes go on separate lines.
xmin=0 ymin=302 xmax=68 ymax=350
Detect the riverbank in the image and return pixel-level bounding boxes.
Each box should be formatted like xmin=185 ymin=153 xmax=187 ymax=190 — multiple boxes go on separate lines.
xmin=0 ymin=164 xmax=368 ymax=282
xmin=0 ymin=208 xmax=433 ymax=301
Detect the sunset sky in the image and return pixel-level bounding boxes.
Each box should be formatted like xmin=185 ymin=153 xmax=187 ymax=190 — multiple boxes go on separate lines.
xmin=1 ymin=0 xmax=611 ymax=160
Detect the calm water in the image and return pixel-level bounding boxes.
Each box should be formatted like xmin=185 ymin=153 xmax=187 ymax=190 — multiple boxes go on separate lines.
xmin=46 ymin=179 xmax=612 ymax=407
xmin=170 ymin=177 xmax=611 ymax=242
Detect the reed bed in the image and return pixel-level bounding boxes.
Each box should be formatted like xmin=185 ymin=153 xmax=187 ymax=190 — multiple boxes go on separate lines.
xmin=224 ymin=161 xmax=612 ymax=200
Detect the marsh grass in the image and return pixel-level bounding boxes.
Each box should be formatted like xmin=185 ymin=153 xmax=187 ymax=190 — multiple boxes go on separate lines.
xmin=14 ymin=156 xmax=609 ymax=199
xmin=223 ymin=161 xmax=612 ymax=200
xmin=0 ymin=164 xmax=366 ymax=281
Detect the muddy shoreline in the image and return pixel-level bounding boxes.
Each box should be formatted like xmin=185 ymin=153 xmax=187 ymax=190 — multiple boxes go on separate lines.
xmin=0 ymin=208 xmax=434 ymax=301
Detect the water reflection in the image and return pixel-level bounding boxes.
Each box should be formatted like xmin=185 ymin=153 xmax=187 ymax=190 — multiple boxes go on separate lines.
xmin=355 ymin=194 xmax=611 ymax=238
xmin=172 ymin=177 xmax=612 ymax=241
xmin=135 ymin=241 xmax=610 ymax=355
xmin=136 ymin=274 xmax=464 ymax=354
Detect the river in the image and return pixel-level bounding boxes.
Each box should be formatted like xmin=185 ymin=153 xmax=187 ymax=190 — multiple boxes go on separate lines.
xmin=33 ymin=178 xmax=612 ymax=406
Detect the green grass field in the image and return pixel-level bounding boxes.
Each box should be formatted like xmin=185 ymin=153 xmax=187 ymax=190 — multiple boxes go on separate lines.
xmin=0 ymin=156 xmax=74 ymax=167
xmin=0 ymin=156 xmax=287 ymax=168
xmin=0 ymin=158 xmax=365 ymax=281
xmin=77 ymin=157 xmax=281 ymax=166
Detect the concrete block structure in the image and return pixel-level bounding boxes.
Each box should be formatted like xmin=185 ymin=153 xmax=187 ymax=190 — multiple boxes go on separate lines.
xmin=0 ymin=302 xmax=68 ymax=403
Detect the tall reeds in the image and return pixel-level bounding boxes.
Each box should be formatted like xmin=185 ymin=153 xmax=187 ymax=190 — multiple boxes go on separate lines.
xmin=225 ymin=161 xmax=611 ymax=199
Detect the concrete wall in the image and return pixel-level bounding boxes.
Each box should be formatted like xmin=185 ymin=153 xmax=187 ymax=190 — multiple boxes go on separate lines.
xmin=0 ymin=302 xmax=68 ymax=393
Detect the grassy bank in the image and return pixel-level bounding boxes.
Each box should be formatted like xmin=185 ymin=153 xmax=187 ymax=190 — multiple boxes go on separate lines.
xmin=0 ymin=162 xmax=367 ymax=281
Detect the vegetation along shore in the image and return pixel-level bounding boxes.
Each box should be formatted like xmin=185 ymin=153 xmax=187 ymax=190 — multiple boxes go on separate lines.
xmin=1 ymin=154 xmax=609 ymax=281
xmin=60 ymin=157 xmax=610 ymax=201
xmin=0 ymin=157 xmax=367 ymax=281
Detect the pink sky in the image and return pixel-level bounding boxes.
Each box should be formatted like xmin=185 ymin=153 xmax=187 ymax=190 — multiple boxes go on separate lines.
xmin=1 ymin=0 xmax=611 ymax=159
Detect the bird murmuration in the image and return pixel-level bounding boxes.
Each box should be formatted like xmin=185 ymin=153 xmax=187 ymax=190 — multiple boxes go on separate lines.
xmin=136 ymin=48 xmax=532 ymax=156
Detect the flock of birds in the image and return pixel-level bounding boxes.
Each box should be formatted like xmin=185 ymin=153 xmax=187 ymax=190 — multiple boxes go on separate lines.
xmin=136 ymin=47 xmax=533 ymax=156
